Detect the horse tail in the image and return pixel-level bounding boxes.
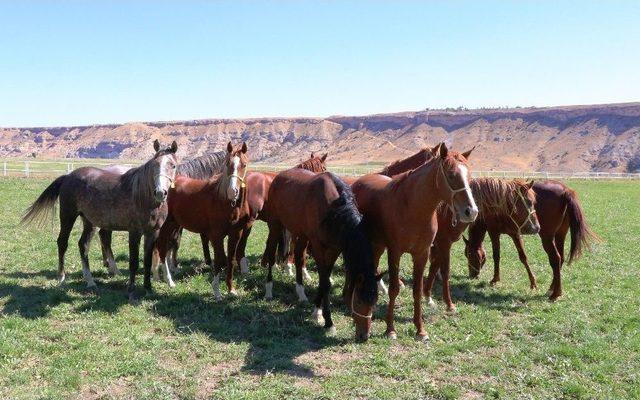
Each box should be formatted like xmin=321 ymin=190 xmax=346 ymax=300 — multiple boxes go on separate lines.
xmin=21 ymin=175 xmax=66 ymax=227
xmin=276 ymin=229 xmax=291 ymax=265
xmin=322 ymin=173 xmax=377 ymax=303
xmin=563 ymin=188 xmax=600 ymax=263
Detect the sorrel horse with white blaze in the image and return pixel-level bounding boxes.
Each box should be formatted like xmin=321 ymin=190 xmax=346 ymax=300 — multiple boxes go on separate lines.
xmin=22 ymin=140 xmax=179 ymax=301
xmin=153 ymin=142 xmax=250 ymax=300
xmin=233 ymin=152 xmax=328 ymax=280
xmin=464 ymin=180 xmax=599 ymax=301
xmin=261 ymin=169 xmax=381 ymax=341
xmin=351 ymin=143 xmax=478 ymax=340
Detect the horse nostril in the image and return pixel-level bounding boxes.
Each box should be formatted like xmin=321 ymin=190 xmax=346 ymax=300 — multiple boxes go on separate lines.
xmin=465 ymin=208 xmax=471 ymax=217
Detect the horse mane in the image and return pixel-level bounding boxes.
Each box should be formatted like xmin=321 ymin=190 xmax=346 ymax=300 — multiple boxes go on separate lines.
xmin=470 ymin=178 xmax=534 ymax=216
xmin=177 ymin=150 xmax=227 ymax=179
xmin=121 ymin=150 xmax=173 ymax=208
xmin=380 ymin=148 xmax=432 ymax=177
xmin=296 ymin=158 xmax=326 ymax=173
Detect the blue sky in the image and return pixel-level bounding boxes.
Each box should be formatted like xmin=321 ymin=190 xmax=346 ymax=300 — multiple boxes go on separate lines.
xmin=1 ymin=1 xmax=638 ymax=127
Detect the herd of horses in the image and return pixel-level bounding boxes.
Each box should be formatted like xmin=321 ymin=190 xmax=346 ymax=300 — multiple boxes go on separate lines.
xmin=22 ymin=140 xmax=598 ymax=341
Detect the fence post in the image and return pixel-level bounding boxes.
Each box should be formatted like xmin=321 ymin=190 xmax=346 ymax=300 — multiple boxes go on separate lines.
xmin=67 ymin=162 xmax=71 ymax=174
xmin=25 ymin=161 xmax=29 ymax=177
xmin=3 ymin=161 xmax=6 ymax=177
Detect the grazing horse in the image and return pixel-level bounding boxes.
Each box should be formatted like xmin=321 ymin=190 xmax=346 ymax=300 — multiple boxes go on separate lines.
xmin=233 ymin=152 xmax=328 ymax=279
xmin=154 ymin=142 xmax=250 ymax=300
xmin=464 ymin=180 xmax=598 ymax=301
xmin=351 ymin=143 xmax=478 ymax=340
xmin=262 ymin=169 xmax=381 ymax=340
xmin=22 ymin=140 xmax=179 ymax=300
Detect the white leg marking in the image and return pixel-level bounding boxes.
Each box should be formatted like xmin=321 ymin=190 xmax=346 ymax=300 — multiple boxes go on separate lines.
xmin=107 ymin=259 xmax=119 ymax=276
xmin=152 ymin=259 xmax=161 ymax=281
xmin=240 ymin=257 xmax=249 ymax=275
xmin=264 ymin=281 xmax=273 ymax=300
xmin=82 ymin=265 xmax=96 ymax=288
xmin=295 ymin=283 xmax=308 ymax=302
xmin=398 ymin=279 xmax=405 ymax=289
xmin=285 ymin=262 xmax=294 ymax=276
xmin=162 ymin=262 xmax=176 ymax=288
xmin=302 ymin=267 xmax=312 ymax=281
xmin=427 ymin=296 xmax=436 ymax=308
xmin=58 ymin=272 xmax=66 ymax=285
xmin=311 ymin=307 xmax=324 ymax=325
xmin=212 ymin=273 xmax=222 ymax=301
xmin=378 ymin=279 xmax=389 ymax=296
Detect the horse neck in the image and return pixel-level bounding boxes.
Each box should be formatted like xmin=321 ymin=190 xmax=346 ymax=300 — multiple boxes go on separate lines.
xmin=122 ymin=158 xmax=157 ymax=209
xmin=467 ymin=219 xmax=487 ymax=248
xmin=393 ymin=158 xmax=443 ymax=216
xmin=178 ymin=151 xmax=226 ymax=179
xmin=383 ymin=149 xmax=430 ymax=176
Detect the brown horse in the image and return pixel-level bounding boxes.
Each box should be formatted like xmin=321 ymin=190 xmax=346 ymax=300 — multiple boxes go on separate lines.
xmin=351 ymin=143 xmax=478 ymax=340
xmin=154 ymin=142 xmax=250 ymax=300
xmin=233 ymin=152 xmax=327 ymax=280
xmin=22 ymin=140 xmax=179 ymax=301
xmin=262 ymin=169 xmax=381 ymax=340
xmin=464 ymin=180 xmax=599 ymax=301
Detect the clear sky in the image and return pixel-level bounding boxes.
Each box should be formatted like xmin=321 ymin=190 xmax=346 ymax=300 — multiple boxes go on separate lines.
xmin=1 ymin=1 xmax=639 ymax=127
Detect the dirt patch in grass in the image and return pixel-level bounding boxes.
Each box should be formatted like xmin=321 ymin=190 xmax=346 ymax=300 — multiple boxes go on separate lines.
xmin=78 ymin=376 xmax=134 ymax=400
xmin=195 ymin=360 xmax=243 ymax=400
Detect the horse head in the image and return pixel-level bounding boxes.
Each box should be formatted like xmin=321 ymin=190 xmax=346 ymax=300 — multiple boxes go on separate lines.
xmin=432 ymin=143 xmax=478 ymax=225
xmin=296 ymin=152 xmax=328 ymax=173
xmin=509 ymin=180 xmax=540 ymax=235
xmin=223 ymin=141 xmax=249 ymax=205
xmin=463 ymin=235 xmax=486 ymax=278
xmin=152 ymin=139 xmax=178 ymax=203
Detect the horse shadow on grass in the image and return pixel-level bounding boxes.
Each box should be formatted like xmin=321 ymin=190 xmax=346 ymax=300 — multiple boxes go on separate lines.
xmin=0 ymin=260 xmax=345 ymax=377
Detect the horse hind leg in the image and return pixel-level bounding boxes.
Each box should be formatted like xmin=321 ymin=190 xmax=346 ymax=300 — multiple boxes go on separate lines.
xmin=56 ymin=210 xmax=77 ymax=284
xmin=78 ymin=217 xmax=97 ymax=289
xmin=161 ymin=248 xmax=176 ymax=288
xmin=98 ymin=229 xmax=119 ymax=276
xmin=293 ymin=238 xmax=309 ymax=302
xmin=510 ymin=234 xmax=537 ymax=290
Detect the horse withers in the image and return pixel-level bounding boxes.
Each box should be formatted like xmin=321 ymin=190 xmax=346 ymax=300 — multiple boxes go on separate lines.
xmin=22 ymin=140 xmax=179 ymax=301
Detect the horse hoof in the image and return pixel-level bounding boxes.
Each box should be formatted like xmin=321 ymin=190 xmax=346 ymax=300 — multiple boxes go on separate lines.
xmin=530 ymin=284 xmax=538 ymax=290
xmin=548 ymin=295 xmax=561 ymax=302
xmin=168 ymin=281 xmax=176 ymax=289
xmin=386 ymin=331 xmax=398 ymax=340
xmin=427 ymin=297 xmax=436 ymax=308
xmin=311 ymin=307 xmax=324 ymax=325
xmin=490 ymin=280 xmax=499 ymax=287
xmin=415 ymin=332 xmax=429 ymax=342
xmin=128 ymin=293 xmax=139 ymax=305
xmin=229 ymin=289 xmax=238 ymax=297
xmin=109 ymin=269 xmax=120 ymax=277
xmin=546 ymin=289 xmax=553 ymax=297
xmin=326 ymin=326 xmax=337 ymax=336
xmin=240 ymin=258 xmax=249 ymax=275
xmin=302 ymin=268 xmax=312 ymax=281
xmin=445 ymin=304 xmax=457 ymax=314
xmin=213 ymin=294 xmax=222 ymax=302
xmin=58 ymin=275 xmax=66 ymax=285
xmin=398 ymin=280 xmax=405 ymax=289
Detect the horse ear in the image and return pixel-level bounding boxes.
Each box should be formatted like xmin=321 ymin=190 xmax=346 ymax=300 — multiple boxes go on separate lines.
xmin=375 ymin=270 xmax=388 ymax=281
xmin=241 ymin=142 xmax=248 ymax=154
xmin=227 ymin=141 xmax=233 ymax=153
xmin=153 ymin=139 xmax=160 ymax=152
xmin=461 ymin=145 xmax=476 ymax=160
xmin=527 ymin=179 xmax=535 ymax=189
xmin=439 ymin=142 xmax=449 ymax=159
xmin=170 ymin=141 xmax=178 ymax=153
xmin=462 ymin=235 xmax=469 ymax=245
xmin=321 ymin=153 xmax=328 ymax=162
xmin=430 ymin=143 xmax=441 ymax=156
xmin=310 ymin=152 xmax=315 ymax=158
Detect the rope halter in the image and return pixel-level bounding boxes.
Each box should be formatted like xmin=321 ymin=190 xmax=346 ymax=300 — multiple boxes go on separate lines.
xmin=508 ymin=188 xmax=537 ymax=235
xmin=437 ymin=160 xmax=470 ymax=227
xmin=229 ymin=166 xmax=248 ymax=207
xmin=351 ymin=289 xmax=373 ymax=320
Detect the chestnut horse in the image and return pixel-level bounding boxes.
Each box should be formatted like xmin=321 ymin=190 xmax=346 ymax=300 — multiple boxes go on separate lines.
xmin=22 ymin=140 xmax=179 ymax=301
xmin=351 ymin=143 xmax=478 ymax=340
xmin=154 ymin=142 xmax=250 ymax=300
xmin=233 ymin=152 xmax=328 ymax=278
xmin=262 ymin=169 xmax=381 ymax=341
xmin=464 ymin=180 xmax=599 ymax=301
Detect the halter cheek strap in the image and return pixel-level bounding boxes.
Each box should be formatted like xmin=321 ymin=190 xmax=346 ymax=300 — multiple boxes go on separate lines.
xmin=508 ymin=189 xmax=537 ymax=235
xmin=159 ymin=173 xmax=176 ymax=189
xmin=351 ymin=290 xmax=373 ymax=320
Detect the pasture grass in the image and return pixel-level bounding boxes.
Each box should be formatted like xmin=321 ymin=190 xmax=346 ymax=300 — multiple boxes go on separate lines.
xmin=0 ymin=178 xmax=638 ymax=399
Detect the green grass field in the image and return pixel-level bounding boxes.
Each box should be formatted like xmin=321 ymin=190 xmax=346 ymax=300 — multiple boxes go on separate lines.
xmin=0 ymin=178 xmax=638 ymax=399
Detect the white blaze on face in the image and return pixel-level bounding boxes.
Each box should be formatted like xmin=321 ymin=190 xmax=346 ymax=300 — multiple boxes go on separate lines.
xmin=227 ymin=155 xmax=240 ymax=201
xmin=458 ymin=164 xmax=479 ymax=218
xmin=156 ymin=155 xmax=173 ymax=196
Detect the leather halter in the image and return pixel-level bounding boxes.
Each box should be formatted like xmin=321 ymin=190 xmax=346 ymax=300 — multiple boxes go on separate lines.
xmin=159 ymin=173 xmax=175 ymax=189
xmin=437 ymin=160 xmax=470 ymax=227
xmin=351 ymin=290 xmax=373 ymax=320
xmin=508 ymin=188 xmax=537 ymax=235
xmin=229 ymin=166 xmax=247 ymax=207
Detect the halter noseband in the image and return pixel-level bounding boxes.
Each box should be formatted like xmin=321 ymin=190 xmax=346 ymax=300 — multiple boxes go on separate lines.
xmin=159 ymin=173 xmax=176 ymax=189
xmin=437 ymin=160 xmax=470 ymax=227
xmin=351 ymin=290 xmax=373 ymax=320
xmin=229 ymin=165 xmax=248 ymax=207
xmin=508 ymin=188 xmax=537 ymax=235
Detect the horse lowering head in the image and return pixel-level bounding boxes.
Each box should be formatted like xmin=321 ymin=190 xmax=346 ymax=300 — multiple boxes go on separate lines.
xmin=463 ymin=235 xmax=486 ymax=278
xmin=432 ymin=143 xmax=478 ymax=225
xmin=296 ymin=152 xmax=328 ymax=173
xmin=347 ymin=269 xmax=384 ymax=341
xmin=224 ymin=141 xmax=249 ymax=204
xmin=509 ymin=180 xmax=540 ymax=235
xmin=152 ymin=139 xmax=178 ymax=203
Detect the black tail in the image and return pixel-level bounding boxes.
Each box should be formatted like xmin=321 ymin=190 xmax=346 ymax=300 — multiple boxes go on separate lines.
xmin=322 ymin=173 xmax=377 ymax=304
xmin=563 ymin=188 xmax=600 ymax=263
xmin=275 ymin=229 xmax=292 ymax=265
xmin=21 ymin=175 xmax=66 ymax=227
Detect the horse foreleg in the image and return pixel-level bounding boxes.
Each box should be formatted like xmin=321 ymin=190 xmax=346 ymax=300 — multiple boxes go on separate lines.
xmin=226 ymin=229 xmax=243 ymax=295
xmin=489 ymin=231 xmax=501 ymax=285
xmin=56 ymin=210 xmax=77 ymax=284
xmin=142 ymin=231 xmax=159 ymax=292
xmin=211 ymin=236 xmax=226 ymax=301
xmin=384 ymin=249 xmax=401 ymax=339
xmin=412 ymin=252 xmax=429 ymax=341
xmin=262 ymin=223 xmax=282 ymax=300
xmin=236 ymin=225 xmax=252 ymax=275
xmin=200 ymin=233 xmax=212 ymax=267
xmin=510 ymin=234 xmax=537 ymax=290
xmin=541 ymin=236 xmax=563 ymax=301
xmin=98 ymin=229 xmax=119 ymax=276
xmin=127 ymin=232 xmax=142 ymax=302
xmin=78 ymin=217 xmax=97 ymax=289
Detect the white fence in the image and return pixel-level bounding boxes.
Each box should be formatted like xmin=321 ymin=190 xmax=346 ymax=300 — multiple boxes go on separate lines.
xmin=1 ymin=159 xmax=640 ymax=180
